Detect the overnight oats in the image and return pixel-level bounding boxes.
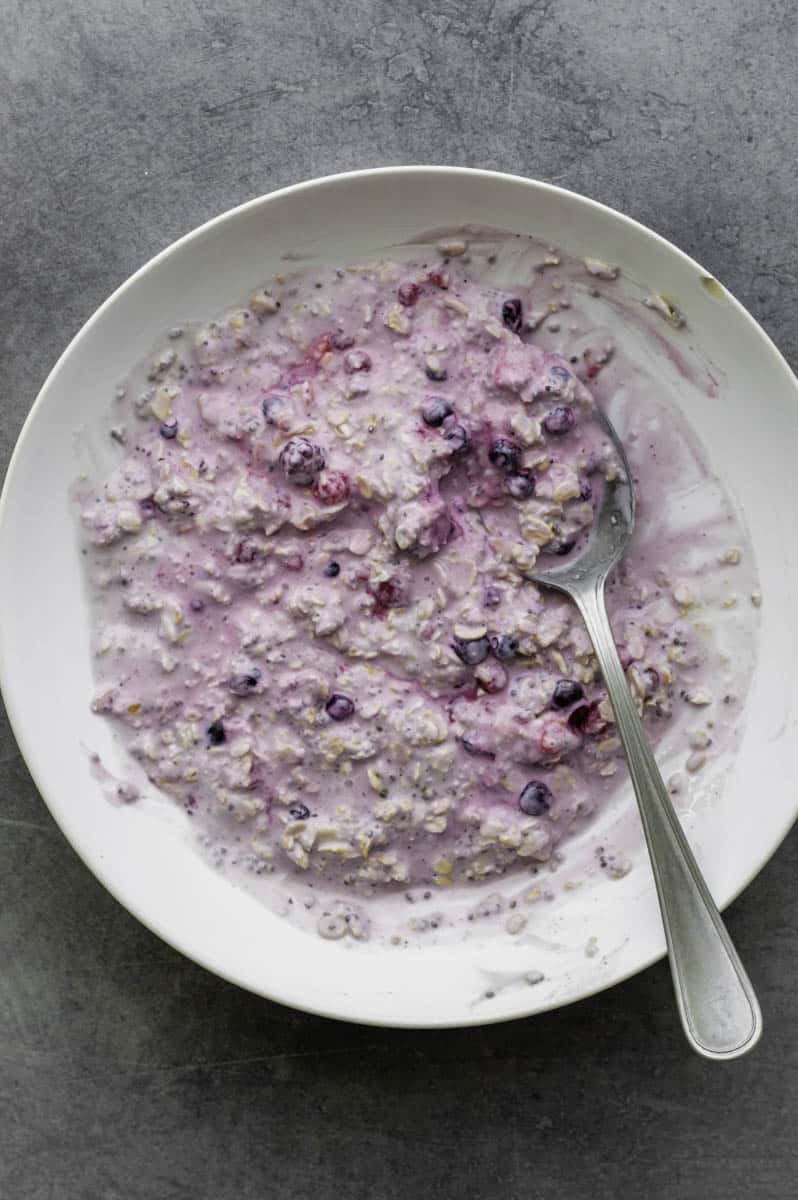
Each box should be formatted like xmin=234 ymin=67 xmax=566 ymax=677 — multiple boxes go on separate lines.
xmin=77 ymin=233 xmax=760 ymax=945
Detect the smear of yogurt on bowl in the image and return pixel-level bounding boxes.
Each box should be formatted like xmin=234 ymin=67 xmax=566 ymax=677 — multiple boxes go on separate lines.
xmin=74 ymin=230 xmax=760 ymax=948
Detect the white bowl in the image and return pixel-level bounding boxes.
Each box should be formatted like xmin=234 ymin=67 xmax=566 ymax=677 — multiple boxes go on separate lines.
xmin=2 ymin=167 xmax=797 ymax=1027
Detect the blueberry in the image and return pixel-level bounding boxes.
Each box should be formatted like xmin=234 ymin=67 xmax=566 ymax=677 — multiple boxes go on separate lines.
xmin=289 ymin=804 xmax=311 ymax=820
xmin=207 ymin=720 xmax=226 ymax=745
xmin=324 ymin=560 xmax=341 ymax=578
xmin=422 ymin=397 xmax=453 ymax=427
xmin=519 ymin=780 xmax=553 ymax=817
xmin=490 ymin=633 xmax=519 ymax=661
xmin=425 ymin=362 xmax=448 ymax=382
xmin=488 ymin=438 xmax=521 ymax=474
xmin=443 ymin=423 xmax=470 ymax=454
xmin=159 ymin=418 xmax=178 ymax=439
xmin=542 ymin=364 xmax=573 ymax=396
xmin=502 ymin=298 xmax=523 ymax=333
xmin=279 ymin=437 xmax=326 ymax=485
xmin=542 ymin=405 xmax=575 ymax=435
xmin=552 ymin=679 xmax=584 ymax=708
xmin=228 ymin=668 xmax=262 ymax=696
xmin=452 ymin=636 xmax=491 ymax=666
xmin=262 ymin=393 xmax=289 ymax=424
xmin=546 ymin=537 xmax=575 ymax=556
xmin=506 ymin=471 xmax=536 ymax=500
xmin=326 ymin=693 xmax=355 ymax=720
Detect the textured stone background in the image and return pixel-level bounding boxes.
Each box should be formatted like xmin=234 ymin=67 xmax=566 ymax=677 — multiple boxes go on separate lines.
xmin=2 ymin=2 xmax=797 ymax=1197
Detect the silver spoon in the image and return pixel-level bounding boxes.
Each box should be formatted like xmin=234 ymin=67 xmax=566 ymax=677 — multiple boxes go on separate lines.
xmin=530 ymin=406 xmax=762 ymax=1060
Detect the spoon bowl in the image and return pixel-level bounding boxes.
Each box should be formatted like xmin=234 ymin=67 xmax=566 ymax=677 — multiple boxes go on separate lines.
xmin=530 ymin=405 xmax=762 ymax=1060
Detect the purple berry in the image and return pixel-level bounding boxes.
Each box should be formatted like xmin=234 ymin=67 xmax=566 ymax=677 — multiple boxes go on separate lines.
xmin=262 ymin=393 xmax=289 ymax=424
xmin=506 ymin=471 xmax=536 ymax=500
xmin=279 ymin=437 xmax=326 ymax=485
xmin=159 ymin=417 xmax=178 ymax=439
xmin=398 ymin=281 xmax=420 ymax=306
xmin=324 ymin=560 xmax=341 ymax=578
xmin=490 ymin=633 xmax=519 ymax=661
xmin=519 ymin=780 xmax=553 ymax=817
xmin=422 ymin=397 xmax=453 ymax=427
xmin=207 ymin=720 xmax=226 ymax=746
xmin=326 ymin=693 xmax=355 ymax=721
xmin=552 ymin=679 xmax=584 ymax=708
xmin=502 ymin=298 xmax=523 ymax=333
xmin=452 ymin=636 xmax=491 ymax=666
xmin=488 ymin=438 xmax=521 ymax=474
xmin=542 ymin=405 xmax=575 ymax=435
xmin=443 ymin=423 xmax=470 ymax=454
xmin=542 ymin=364 xmax=573 ymax=396
xmin=289 ymin=804 xmax=311 ymax=820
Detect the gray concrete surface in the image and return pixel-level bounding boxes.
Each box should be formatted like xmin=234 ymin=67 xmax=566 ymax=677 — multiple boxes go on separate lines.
xmin=2 ymin=2 xmax=797 ymax=1197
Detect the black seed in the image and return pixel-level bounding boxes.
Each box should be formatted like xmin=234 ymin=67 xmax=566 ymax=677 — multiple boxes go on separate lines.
xmin=324 ymin=560 xmax=341 ymax=577
xmin=207 ymin=720 xmax=226 ymax=745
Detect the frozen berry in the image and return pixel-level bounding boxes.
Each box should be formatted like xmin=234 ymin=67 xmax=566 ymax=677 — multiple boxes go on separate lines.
xmin=343 ymin=349 xmax=372 ymax=373
xmin=312 ymin=469 xmax=350 ymax=505
xmin=422 ymin=397 xmax=454 ymax=427
xmin=519 ymin=780 xmax=553 ymax=817
xmin=326 ymin=693 xmax=355 ymax=720
xmin=452 ymin=636 xmax=491 ymax=666
xmin=262 ymin=393 xmax=289 ymax=424
xmin=552 ymin=679 xmax=584 ymax=708
xmin=159 ymin=417 xmax=178 ymax=439
xmin=490 ymin=633 xmax=519 ymax=661
xmin=506 ymin=471 xmax=536 ymax=500
xmin=279 ymin=437 xmax=326 ymax=485
xmin=398 ymin=280 xmax=420 ymax=306
xmin=207 ymin=720 xmax=226 ymax=746
xmin=502 ymin=298 xmax=523 ymax=333
xmin=488 ymin=438 xmax=521 ymax=473
xmin=542 ymin=405 xmax=575 ymax=435
xmin=228 ymin=668 xmax=262 ymax=696
xmin=324 ymin=560 xmax=341 ymax=578
xmin=443 ymin=423 xmax=470 ymax=454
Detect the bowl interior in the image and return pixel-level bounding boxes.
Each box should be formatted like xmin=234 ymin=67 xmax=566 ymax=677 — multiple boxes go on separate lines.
xmin=2 ymin=167 xmax=797 ymax=1026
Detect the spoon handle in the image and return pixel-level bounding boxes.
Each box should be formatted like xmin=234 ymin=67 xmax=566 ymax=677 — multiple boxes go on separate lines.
xmin=573 ymin=575 xmax=762 ymax=1059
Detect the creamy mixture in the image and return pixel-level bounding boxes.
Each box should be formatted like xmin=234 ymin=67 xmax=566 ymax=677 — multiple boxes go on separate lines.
xmin=78 ymin=234 xmax=759 ymax=945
